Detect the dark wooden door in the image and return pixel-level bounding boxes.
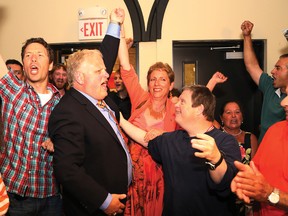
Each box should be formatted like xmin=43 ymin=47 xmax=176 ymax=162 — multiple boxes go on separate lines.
xmin=173 ymin=40 xmax=265 ymax=137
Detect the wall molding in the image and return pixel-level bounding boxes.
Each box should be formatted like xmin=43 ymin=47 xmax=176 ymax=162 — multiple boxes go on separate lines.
xmin=124 ymin=0 xmax=169 ymax=42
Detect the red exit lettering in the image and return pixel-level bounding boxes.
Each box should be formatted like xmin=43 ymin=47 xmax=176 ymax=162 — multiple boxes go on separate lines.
xmin=83 ymin=22 xmax=104 ymax=36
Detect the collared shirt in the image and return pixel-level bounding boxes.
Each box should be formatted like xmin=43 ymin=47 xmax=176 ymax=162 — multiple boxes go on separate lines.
xmin=275 ymin=88 xmax=282 ymax=98
xmin=0 ymin=70 xmax=61 ymax=198
xmin=0 ymin=22 xmax=121 ymax=199
xmin=258 ymin=73 xmax=286 ymax=143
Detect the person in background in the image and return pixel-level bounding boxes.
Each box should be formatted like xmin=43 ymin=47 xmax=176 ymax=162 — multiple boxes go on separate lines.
xmin=241 ymin=20 xmax=288 ymax=143
xmin=220 ymin=100 xmax=258 ymax=216
xmin=169 ymin=87 xmax=181 ymax=104
xmin=120 ymin=85 xmax=241 ymax=216
xmin=118 ymin=23 xmax=228 ymax=215
xmin=109 ymin=70 xmax=131 ymax=120
xmin=5 ymin=59 xmax=24 ymax=80
xmin=231 ymin=86 xmax=288 ymax=216
xmin=220 ymin=100 xmax=258 ymax=163
xmin=49 ymin=63 xmax=68 ymax=97
xmin=0 ymin=8 xmax=123 ymax=216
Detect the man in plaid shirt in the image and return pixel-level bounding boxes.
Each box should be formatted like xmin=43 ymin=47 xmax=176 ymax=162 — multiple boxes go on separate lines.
xmin=0 ymin=9 xmax=123 ymax=215
xmin=0 ymin=38 xmax=63 ymax=215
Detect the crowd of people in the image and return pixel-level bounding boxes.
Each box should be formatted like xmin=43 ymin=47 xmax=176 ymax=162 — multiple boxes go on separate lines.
xmin=0 ymin=8 xmax=287 ymax=216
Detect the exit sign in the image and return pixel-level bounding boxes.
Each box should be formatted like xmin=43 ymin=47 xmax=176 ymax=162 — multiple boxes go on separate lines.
xmin=79 ymin=19 xmax=108 ymax=40
xmin=78 ymin=7 xmax=108 ymax=40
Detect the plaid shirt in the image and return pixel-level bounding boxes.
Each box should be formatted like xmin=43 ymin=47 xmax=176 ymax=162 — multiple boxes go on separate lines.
xmin=0 ymin=71 xmax=61 ymax=198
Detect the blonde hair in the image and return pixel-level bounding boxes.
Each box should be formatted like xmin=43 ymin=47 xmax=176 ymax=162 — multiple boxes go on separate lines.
xmin=66 ymin=49 xmax=103 ymax=86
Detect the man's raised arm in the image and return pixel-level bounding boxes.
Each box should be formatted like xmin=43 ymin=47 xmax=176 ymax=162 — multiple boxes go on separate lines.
xmin=241 ymin=20 xmax=263 ymax=85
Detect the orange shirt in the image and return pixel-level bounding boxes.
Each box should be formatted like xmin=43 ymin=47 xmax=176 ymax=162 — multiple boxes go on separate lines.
xmin=0 ymin=174 xmax=9 ymax=215
xmin=253 ymin=120 xmax=288 ymax=216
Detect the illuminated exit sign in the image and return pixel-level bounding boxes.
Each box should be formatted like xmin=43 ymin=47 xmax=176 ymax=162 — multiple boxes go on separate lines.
xmin=79 ymin=19 xmax=107 ymax=40
xmin=78 ymin=7 xmax=108 ymax=40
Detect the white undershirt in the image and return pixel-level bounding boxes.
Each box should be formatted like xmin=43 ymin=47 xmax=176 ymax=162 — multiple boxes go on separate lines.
xmin=38 ymin=90 xmax=53 ymax=106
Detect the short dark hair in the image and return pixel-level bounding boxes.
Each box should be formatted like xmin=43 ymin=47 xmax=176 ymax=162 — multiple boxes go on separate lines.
xmin=280 ymin=53 xmax=288 ymax=69
xmin=170 ymin=88 xmax=181 ymax=97
xmin=182 ymin=85 xmax=215 ymax=121
xmin=5 ymin=59 xmax=23 ymax=69
xmin=219 ymin=100 xmax=244 ymax=121
xmin=219 ymin=100 xmax=244 ymax=116
xmin=21 ymin=37 xmax=54 ymax=64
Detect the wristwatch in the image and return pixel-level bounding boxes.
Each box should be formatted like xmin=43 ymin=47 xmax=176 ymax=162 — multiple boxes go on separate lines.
xmin=205 ymin=151 xmax=224 ymax=170
xmin=268 ymin=188 xmax=280 ymax=205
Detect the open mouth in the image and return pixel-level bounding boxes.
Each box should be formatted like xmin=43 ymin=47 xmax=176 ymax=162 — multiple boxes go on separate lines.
xmin=102 ymin=81 xmax=108 ymax=89
xmin=30 ymin=65 xmax=39 ymax=74
xmin=153 ymin=88 xmax=162 ymax=92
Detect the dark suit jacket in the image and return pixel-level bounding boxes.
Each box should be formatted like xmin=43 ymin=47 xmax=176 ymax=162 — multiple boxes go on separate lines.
xmin=49 ymin=35 xmax=128 ymax=216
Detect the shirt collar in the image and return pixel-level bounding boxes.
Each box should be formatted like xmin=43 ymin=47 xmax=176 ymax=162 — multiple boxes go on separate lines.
xmin=25 ymin=81 xmax=61 ymax=97
xmin=275 ymin=88 xmax=282 ymax=98
xmin=75 ymin=88 xmax=101 ymax=106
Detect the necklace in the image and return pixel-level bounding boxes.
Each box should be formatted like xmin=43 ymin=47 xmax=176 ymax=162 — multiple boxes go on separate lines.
xmin=206 ymin=124 xmax=214 ymax=133
xmin=148 ymin=104 xmax=166 ymax=119
xmin=222 ymin=127 xmax=242 ymax=136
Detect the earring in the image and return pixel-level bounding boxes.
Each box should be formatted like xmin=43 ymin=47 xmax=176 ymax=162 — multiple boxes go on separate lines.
xmin=169 ymin=91 xmax=172 ymax=99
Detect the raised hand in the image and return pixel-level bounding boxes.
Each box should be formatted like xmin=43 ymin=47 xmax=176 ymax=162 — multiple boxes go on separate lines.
xmin=110 ymin=8 xmax=125 ymax=24
xmin=206 ymin=71 xmax=227 ymax=91
xmin=211 ymin=71 xmax=228 ymax=84
xmin=241 ymin=20 xmax=254 ymax=37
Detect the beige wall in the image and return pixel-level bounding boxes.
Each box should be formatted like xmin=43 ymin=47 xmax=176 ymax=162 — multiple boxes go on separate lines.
xmin=1 ymin=0 xmax=288 ymax=87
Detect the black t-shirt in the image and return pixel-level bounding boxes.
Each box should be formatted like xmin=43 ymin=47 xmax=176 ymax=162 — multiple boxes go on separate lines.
xmin=109 ymin=91 xmax=131 ymax=120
